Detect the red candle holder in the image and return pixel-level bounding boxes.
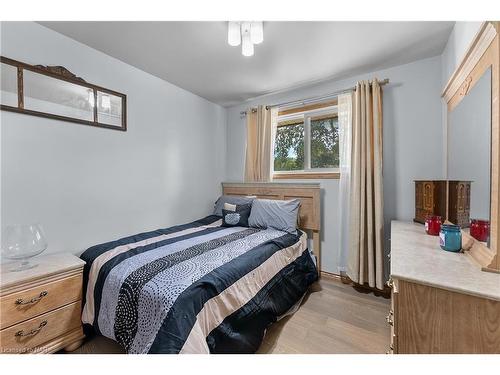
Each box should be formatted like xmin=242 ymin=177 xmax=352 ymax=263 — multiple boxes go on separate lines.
xmin=425 ymin=216 xmax=442 ymax=236
xmin=470 ymin=219 xmax=490 ymax=242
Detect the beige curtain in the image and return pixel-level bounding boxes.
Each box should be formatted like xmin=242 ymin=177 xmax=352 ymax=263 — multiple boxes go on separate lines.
xmin=347 ymin=79 xmax=384 ymax=290
xmin=244 ymin=105 xmax=278 ymax=182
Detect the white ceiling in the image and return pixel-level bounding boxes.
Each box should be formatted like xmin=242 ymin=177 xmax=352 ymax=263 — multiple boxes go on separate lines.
xmin=39 ymin=21 xmax=454 ymax=107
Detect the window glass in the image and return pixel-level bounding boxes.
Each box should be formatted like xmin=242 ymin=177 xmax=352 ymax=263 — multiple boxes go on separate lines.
xmin=311 ymin=115 xmax=339 ymax=169
xmin=274 ymin=119 xmax=304 ymax=171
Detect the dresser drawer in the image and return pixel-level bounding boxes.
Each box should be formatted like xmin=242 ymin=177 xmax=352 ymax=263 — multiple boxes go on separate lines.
xmin=0 ymin=274 xmax=82 ymax=329
xmin=0 ymin=301 xmax=81 ymax=353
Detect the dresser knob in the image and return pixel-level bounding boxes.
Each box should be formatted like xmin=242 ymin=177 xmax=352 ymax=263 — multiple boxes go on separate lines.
xmin=386 ymin=310 xmax=394 ymax=326
xmin=15 ymin=291 xmax=48 ymax=305
xmin=15 ymin=320 xmax=47 ymax=337
xmin=386 ymin=278 xmax=394 ymax=288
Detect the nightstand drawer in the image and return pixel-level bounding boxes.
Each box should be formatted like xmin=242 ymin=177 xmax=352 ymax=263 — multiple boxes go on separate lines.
xmin=0 ymin=301 xmax=81 ymax=353
xmin=0 ymin=274 xmax=82 ymax=329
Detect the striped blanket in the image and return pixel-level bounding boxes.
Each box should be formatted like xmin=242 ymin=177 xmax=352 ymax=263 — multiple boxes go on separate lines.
xmin=80 ymin=215 xmax=317 ymax=353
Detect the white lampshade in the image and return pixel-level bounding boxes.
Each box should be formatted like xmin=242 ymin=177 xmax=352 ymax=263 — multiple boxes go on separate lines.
xmin=250 ymin=22 xmax=264 ymax=44
xmin=227 ymin=21 xmax=241 ymax=46
xmin=242 ymin=30 xmax=254 ymax=57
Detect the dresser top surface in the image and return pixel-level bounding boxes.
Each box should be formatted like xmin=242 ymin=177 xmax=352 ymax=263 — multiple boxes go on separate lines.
xmin=0 ymin=253 xmax=85 ymax=292
xmin=391 ymin=221 xmax=500 ymax=301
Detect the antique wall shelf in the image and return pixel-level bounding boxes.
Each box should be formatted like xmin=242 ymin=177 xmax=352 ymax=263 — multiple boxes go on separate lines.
xmin=0 ymin=56 xmax=127 ymax=131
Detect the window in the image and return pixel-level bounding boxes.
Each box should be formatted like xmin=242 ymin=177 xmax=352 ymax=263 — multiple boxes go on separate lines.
xmin=273 ymin=103 xmax=339 ymax=179
xmin=274 ymin=118 xmax=304 ymax=171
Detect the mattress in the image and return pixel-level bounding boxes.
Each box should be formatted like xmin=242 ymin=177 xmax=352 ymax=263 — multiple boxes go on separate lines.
xmin=80 ymin=215 xmax=317 ymax=353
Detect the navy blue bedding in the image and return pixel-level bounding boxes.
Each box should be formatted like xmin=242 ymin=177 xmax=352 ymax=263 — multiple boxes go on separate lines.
xmin=80 ymin=215 xmax=317 ymax=353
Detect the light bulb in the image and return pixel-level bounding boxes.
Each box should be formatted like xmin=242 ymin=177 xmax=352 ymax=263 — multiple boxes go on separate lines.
xmin=242 ymin=33 xmax=254 ymax=57
xmin=241 ymin=22 xmax=254 ymax=57
xmin=250 ymin=22 xmax=263 ymax=44
xmin=227 ymin=21 xmax=241 ymax=46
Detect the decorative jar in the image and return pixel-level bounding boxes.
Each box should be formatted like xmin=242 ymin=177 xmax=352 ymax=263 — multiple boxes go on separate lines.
xmin=470 ymin=219 xmax=490 ymax=242
xmin=425 ymin=216 xmax=442 ymax=236
xmin=1 ymin=224 xmax=48 ymax=271
xmin=439 ymin=224 xmax=462 ymax=252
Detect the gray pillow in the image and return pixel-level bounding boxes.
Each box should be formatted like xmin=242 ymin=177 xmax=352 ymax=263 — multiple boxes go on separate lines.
xmin=248 ymin=199 xmax=301 ymax=234
xmin=213 ymin=195 xmax=256 ymax=216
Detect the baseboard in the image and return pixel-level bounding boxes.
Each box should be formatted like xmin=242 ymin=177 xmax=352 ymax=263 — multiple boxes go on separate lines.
xmin=320 ymin=270 xmax=350 ymax=283
xmin=320 ymin=271 xmax=391 ymax=298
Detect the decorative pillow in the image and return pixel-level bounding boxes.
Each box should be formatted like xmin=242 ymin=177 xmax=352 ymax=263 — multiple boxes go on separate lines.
xmin=222 ymin=204 xmax=252 ymax=227
xmin=213 ymin=195 xmax=256 ymax=216
xmin=223 ymin=202 xmax=237 ymax=211
xmin=248 ymin=198 xmax=301 ymax=234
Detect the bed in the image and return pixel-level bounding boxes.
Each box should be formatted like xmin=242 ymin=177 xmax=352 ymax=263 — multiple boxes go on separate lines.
xmin=80 ymin=182 xmax=321 ymax=354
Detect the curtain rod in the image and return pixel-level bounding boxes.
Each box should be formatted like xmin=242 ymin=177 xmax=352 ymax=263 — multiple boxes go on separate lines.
xmin=240 ymin=78 xmax=389 ymax=116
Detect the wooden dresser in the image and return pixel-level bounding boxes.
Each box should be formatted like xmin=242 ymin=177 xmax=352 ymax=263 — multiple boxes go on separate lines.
xmin=388 ymin=221 xmax=500 ymax=354
xmin=0 ymin=253 xmax=85 ymax=353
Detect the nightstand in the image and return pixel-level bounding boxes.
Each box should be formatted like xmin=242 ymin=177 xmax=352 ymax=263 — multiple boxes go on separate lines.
xmin=0 ymin=253 xmax=85 ymax=353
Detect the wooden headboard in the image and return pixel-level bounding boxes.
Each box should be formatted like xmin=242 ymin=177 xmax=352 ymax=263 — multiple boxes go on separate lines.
xmin=222 ymin=182 xmax=322 ymax=274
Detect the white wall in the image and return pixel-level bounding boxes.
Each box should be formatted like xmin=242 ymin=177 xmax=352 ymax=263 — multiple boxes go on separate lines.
xmin=226 ymin=56 xmax=444 ymax=275
xmin=0 ymin=22 xmax=226 ymax=258
xmin=441 ymin=22 xmax=483 ymax=86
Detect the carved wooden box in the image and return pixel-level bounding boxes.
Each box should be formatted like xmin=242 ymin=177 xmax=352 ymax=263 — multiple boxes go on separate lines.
xmin=414 ymin=180 xmax=471 ymax=228
xmin=414 ymin=180 xmax=447 ymax=224
xmin=447 ymin=181 xmax=472 ymax=228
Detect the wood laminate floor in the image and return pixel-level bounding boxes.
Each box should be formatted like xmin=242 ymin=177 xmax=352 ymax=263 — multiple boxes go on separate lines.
xmin=71 ymin=277 xmax=391 ymax=354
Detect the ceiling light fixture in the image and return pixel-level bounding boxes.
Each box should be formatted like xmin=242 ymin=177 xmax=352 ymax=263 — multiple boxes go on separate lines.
xmin=250 ymin=22 xmax=263 ymax=45
xmin=227 ymin=21 xmax=263 ymax=57
xmin=227 ymin=21 xmax=241 ymax=46
xmin=241 ymin=22 xmax=254 ymax=57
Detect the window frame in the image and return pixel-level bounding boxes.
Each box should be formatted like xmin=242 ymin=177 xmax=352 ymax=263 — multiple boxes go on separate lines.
xmin=273 ymin=103 xmax=340 ymax=180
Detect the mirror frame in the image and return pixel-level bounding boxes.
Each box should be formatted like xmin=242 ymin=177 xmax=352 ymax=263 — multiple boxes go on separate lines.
xmin=442 ymin=21 xmax=499 ymax=273
xmin=0 ymin=56 xmax=127 ymax=131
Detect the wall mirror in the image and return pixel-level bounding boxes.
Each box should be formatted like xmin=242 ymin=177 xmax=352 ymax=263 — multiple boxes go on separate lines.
xmin=443 ymin=21 xmax=499 ymax=272
xmin=1 ymin=62 xmax=18 ymax=107
xmin=0 ymin=56 xmax=126 ymax=131
xmin=448 ymin=67 xmax=491 ymax=245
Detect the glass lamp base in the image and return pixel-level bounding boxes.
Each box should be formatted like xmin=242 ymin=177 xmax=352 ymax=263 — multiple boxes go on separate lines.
xmin=9 ymin=260 xmax=38 ymax=272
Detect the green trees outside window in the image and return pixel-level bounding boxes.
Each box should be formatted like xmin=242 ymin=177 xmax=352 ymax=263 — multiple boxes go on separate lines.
xmin=274 ymin=115 xmax=338 ymax=171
